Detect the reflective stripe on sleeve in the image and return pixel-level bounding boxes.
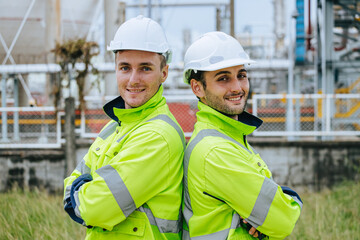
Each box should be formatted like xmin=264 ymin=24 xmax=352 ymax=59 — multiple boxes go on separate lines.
xmin=138 ymin=206 xmax=181 ymax=234
xmin=147 ymin=114 xmax=186 ymax=149
xmin=73 ymin=185 xmax=87 ymax=226
xmin=75 ymin=159 xmax=91 ymax=175
xmin=96 ymin=165 xmax=136 ymax=217
xmin=63 ymin=185 xmax=71 ymax=206
xmin=98 ymin=121 xmax=118 ymax=140
xmin=245 ymin=177 xmax=278 ymax=228
xmin=100 ymin=114 xmax=183 ymax=220
xmin=292 ymin=196 xmax=303 ymax=210
xmin=73 ymin=188 xmax=82 ymax=218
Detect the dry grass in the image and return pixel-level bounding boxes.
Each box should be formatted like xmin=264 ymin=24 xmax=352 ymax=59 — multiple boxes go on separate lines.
xmin=0 ymin=187 xmax=85 ymax=240
xmin=289 ymin=181 xmax=360 ymax=239
xmin=0 ymin=181 xmax=359 ymax=239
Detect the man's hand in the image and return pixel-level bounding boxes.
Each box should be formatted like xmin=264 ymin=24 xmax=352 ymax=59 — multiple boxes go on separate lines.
xmin=241 ymin=218 xmax=267 ymax=239
xmin=242 ymin=219 xmax=259 ymax=238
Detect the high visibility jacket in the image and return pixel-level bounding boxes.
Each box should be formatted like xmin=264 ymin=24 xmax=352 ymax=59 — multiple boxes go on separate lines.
xmin=182 ymin=102 xmax=302 ymax=240
xmin=64 ymin=85 xmax=185 ymax=240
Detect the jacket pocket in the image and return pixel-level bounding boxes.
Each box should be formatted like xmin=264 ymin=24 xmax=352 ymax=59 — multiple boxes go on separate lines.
xmin=110 ymin=216 xmax=146 ymax=237
xmin=252 ymin=154 xmax=272 ymax=178
xmin=89 ymin=138 xmax=109 ymax=169
xmin=87 ymin=217 xmax=147 ymax=240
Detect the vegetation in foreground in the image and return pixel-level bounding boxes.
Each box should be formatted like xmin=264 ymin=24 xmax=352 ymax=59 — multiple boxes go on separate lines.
xmin=0 ymin=181 xmax=359 ymax=240
xmin=0 ymin=188 xmax=85 ymax=240
xmin=289 ymin=181 xmax=360 ymax=240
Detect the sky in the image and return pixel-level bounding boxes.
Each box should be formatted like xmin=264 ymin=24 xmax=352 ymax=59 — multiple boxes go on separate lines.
xmin=121 ymin=0 xmax=299 ymax=64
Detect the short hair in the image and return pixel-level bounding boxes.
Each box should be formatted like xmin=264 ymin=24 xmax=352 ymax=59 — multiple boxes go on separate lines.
xmin=158 ymin=54 xmax=167 ymax=69
xmin=189 ymin=70 xmax=206 ymax=89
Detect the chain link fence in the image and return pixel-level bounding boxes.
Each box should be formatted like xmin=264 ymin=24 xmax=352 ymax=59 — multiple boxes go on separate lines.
xmin=1 ymin=94 xmax=359 ymax=149
xmin=80 ymin=95 xmax=199 ymax=139
xmin=252 ymin=93 xmax=360 ymax=137
xmin=79 ymin=96 xmax=110 ymax=138
xmin=0 ymin=107 xmax=62 ymax=148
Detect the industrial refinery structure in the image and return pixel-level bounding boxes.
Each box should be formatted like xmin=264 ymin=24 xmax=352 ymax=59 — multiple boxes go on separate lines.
xmin=0 ymin=0 xmax=359 ymax=148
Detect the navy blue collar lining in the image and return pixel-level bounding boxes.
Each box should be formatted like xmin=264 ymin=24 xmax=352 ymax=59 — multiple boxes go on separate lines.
xmin=237 ymin=111 xmax=263 ymax=129
xmin=103 ymin=96 xmax=125 ymax=123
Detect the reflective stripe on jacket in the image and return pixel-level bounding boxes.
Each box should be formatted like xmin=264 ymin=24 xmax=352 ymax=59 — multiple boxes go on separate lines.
xmin=182 ymin=102 xmax=302 ymax=240
xmin=64 ymin=85 xmax=185 ymax=240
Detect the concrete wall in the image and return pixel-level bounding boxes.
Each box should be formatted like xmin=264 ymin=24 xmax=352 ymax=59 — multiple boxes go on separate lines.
xmin=0 ymin=150 xmax=65 ymax=192
xmin=0 ymin=140 xmax=359 ymax=193
xmin=252 ymin=140 xmax=360 ymax=192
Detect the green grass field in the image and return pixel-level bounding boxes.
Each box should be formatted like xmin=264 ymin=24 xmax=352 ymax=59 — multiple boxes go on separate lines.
xmin=290 ymin=181 xmax=360 ymax=240
xmin=0 ymin=188 xmax=85 ymax=240
xmin=0 ymin=181 xmax=359 ymax=240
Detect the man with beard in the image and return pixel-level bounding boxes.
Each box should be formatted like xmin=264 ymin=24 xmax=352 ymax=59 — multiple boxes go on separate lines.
xmin=182 ymin=31 xmax=302 ymax=240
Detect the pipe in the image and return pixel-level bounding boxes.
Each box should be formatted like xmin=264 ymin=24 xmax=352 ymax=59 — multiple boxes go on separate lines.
xmin=306 ymin=0 xmax=312 ymax=50
xmin=13 ymin=77 xmax=20 ymax=141
xmin=2 ymin=0 xmax=37 ymax=65
xmin=0 ymin=64 xmax=61 ymax=74
xmin=1 ymin=74 xmax=9 ymax=142
xmin=0 ymin=33 xmax=34 ymax=102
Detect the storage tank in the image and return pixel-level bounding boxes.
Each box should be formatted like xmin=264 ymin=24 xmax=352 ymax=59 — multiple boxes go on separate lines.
xmin=0 ymin=0 xmax=98 ymax=64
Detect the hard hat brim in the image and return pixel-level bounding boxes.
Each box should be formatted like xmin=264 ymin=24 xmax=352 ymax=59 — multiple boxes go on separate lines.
xmin=107 ymin=43 xmax=172 ymax=64
xmin=196 ymin=58 xmax=256 ymax=72
xmin=183 ymin=58 xmax=256 ymax=84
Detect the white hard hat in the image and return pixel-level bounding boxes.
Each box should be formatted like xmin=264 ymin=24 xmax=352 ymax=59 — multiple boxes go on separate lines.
xmin=108 ymin=15 xmax=172 ymax=63
xmin=183 ymin=31 xmax=255 ymax=84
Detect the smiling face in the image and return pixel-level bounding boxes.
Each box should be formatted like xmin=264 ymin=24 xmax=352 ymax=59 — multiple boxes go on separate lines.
xmin=190 ymin=65 xmax=249 ymax=120
xmin=115 ymin=50 xmax=168 ymax=109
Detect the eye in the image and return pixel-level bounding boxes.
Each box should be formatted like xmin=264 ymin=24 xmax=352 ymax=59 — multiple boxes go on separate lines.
xmin=119 ymin=66 xmax=129 ymax=71
xmin=142 ymin=66 xmax=152 ymax=71
xmin=238 ymin=73 xmax=247 ymax=79
xmin=217 ymin=76 xmax=228 ymax=82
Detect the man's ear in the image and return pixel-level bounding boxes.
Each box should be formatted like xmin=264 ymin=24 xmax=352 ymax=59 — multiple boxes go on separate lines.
xmin=160 ymin=65 xmax=169 ymax=83
xmin=190 ymin=79 xmax=205 ymax=99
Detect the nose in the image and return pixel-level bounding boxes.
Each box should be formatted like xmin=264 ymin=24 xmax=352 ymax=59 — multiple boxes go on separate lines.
xmin=230 ymin=77 xmax=242 ymax=93
xmin=129 ymin=71 xmax=140 ymax=85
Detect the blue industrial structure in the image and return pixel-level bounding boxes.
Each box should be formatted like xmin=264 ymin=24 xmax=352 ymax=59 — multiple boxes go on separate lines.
xmin=295 ymin=0 xmax=306 ymax=64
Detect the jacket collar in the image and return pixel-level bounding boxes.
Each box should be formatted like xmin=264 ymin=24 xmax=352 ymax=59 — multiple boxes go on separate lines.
xmin=196 ymin=101 xmax=262 ymax=135
xmin=103 ymin=85 xmax=166 ymax=124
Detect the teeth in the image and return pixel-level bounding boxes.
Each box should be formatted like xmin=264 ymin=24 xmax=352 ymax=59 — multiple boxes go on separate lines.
xmin=228 ymin=96 xmax=241 ymax=101
xmin=128 ymin=89 xmax=143 ymax=92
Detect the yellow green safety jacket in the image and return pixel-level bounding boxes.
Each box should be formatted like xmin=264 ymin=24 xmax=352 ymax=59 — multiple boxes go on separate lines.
xmin=64 ymin=85 xmax=185 ymax=240
xmin=183 ymin=102 xmax=302 ymax=240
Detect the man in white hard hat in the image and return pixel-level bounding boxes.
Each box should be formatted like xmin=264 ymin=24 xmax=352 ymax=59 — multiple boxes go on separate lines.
xmin=63 ymin=15 xmax=185 ymax=240
xmin=182 ymin=31 xmax=302 ymax=240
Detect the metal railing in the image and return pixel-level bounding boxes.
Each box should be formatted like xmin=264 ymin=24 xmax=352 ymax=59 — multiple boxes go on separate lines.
xmin=1 ymin=93 xmax=359 ymax=149
xmin=79 ymin=95 xmax=198 ymax=138
xmin=0 ymin=106 xmax=63 ymax=148
xmin=252 ymin=93 xmax=360 ymax=137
